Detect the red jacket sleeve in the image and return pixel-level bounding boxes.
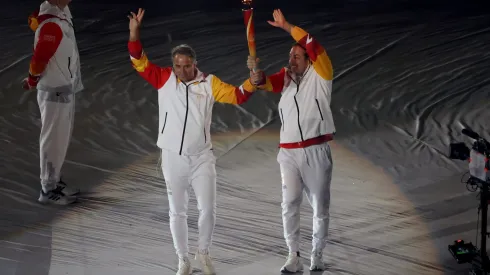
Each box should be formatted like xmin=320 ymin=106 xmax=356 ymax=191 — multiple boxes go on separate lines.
xmin=29 ymin=22 xmax=63 ymax=77
xmin=128 ymin=40 xmax=172 ymax=90
xmin=256 ymin=68 xmax=286 ymax=93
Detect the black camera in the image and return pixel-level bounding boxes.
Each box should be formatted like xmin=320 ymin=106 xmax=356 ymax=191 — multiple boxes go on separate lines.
xmin=448 ymin=128 xmax=490 ymax=274
xmin=450 ymin=128 xmax=490 ymax=158
xmin=449 ymin=142 xmax=471 ymax=160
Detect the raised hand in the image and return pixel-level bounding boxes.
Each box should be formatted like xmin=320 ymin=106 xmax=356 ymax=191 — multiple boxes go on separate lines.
xmin=267 ymin=9 xmax=291 ymax=32
xmin=128 ymin=8 xmax=145 ymax=32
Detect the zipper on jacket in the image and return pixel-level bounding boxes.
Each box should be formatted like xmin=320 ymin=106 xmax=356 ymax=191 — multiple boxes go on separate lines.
xmin=204 ymin=127 xmax=207 ymax=143
xmin=179 ymin=84 xmax=190 ymax=155
xmin=315 ymin=99 xmax=324 ymax=121
xmin=279 ymin=108 xmax=285 ymax=131
xmin=161 ymin=112 xmax=168 ymax=134
xmin=68 ymin=57 xmax=72 ymax=78
xmin=293 ymin=84 xmax=305 ymax=142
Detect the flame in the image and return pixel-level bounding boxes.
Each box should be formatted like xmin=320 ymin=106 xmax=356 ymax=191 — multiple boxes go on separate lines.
xmin=242 ymin=0 xmax=253 ymax=6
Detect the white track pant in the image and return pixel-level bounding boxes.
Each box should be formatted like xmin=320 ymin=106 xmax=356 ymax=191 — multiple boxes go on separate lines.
xmin=37 ymin=90 xmax=75 ymax=193
xmin=160 ymin=149 xmax=217 ymax=258
xmin=277 ymin=142 xmax=333 ymax=253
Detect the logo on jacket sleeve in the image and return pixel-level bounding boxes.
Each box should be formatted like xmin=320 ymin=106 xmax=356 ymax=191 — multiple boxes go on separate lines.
xmin=306 ymin=34 xmax=313 ymax=45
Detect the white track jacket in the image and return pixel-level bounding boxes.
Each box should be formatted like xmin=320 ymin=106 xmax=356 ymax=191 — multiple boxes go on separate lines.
xmin=28 ymin=1 xmax=83 ymax=94
xmin=257 ymin=26 xmax=335 ymax=144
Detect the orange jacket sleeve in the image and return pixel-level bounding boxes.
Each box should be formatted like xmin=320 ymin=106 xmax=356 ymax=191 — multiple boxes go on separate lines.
xmin=290 ymin=26 xmax=333 ymax=81
xmin=128 ymin=40 xmax=172 ymax=90
xmin=210 ymin=75 xmax=256 ymax=105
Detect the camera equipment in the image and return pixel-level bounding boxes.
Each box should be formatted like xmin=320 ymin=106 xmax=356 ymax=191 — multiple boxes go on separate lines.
xmin=448 ymin=128 xmax=490 ymax=274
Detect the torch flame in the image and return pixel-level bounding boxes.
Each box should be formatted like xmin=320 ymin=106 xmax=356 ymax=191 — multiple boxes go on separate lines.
xmin=242 ymin=0 xmax=256 ymax=59
xmin=242 ymin=0 xmax=253 ymax=6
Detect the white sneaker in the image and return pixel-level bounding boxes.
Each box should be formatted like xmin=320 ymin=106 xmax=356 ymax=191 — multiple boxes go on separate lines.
xmin=310 ymin=251 xmax=326 ymax=271
xmin=38 ymin=188 xmax=77 ymax=205
xmin=57 ymin=179 xmax=80 ymax=196
xmin=195 ymin=249 xmax=216 ymax=274
xmin=280 ymin=252 xmax=303 ymax=273
xmin=176 ymin=256 xmax=191 ymax=275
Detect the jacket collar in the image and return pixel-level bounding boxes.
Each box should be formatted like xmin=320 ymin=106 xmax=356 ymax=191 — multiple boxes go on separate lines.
xmin=29 ymin=1 xmax=73 ymax=32
xmin=176 ymin=68 xmax=208 ymax=85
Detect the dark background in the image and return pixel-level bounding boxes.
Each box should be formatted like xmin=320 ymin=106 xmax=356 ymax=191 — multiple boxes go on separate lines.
xmin=13 ymin=0 xmax=490 ymax=17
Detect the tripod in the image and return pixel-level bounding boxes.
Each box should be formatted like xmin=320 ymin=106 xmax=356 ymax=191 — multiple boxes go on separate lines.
xmin=469 ymin=176 xmax=490 ymax=275
xmin=448 ymin=128 xmax=490 ymax=274
xmin=448 ymin=176 xmax=490 ymax=274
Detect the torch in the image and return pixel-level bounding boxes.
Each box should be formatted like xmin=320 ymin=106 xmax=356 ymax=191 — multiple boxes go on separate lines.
xmin=242 ymin=0 xmax=256 ymax=72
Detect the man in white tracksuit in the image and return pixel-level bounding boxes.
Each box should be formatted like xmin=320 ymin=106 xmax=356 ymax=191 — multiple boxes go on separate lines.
xmin=248 ymin=9 xmax=335 ymax=273
xmin=24 ymin=0 xmax=82 ymax=205
xmin=127 ymin=9 xmax=261 ymax=275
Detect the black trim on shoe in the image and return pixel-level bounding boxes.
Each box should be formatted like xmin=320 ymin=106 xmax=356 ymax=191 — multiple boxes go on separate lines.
xmin=53 ymin=186 xmax=67 ymax=196
xmin=280 ymin=267 xmax=296 ymax=274
xmin=55 ymin=178 xmax=80 ymax=195
xmin=41 ymin=188 xmax=66 ymax=201
xmin=48 ymin=193 xmax=62 ymax=201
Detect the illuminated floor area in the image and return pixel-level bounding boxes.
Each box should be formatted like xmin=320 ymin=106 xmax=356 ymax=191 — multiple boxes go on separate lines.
xmin=1 ymin=123 xmax=443 ymax=275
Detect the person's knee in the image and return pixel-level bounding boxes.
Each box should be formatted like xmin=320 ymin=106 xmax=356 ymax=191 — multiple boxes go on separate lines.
xmin=168 ymin=193 xmax=189 ymax=219
xmin=312 ymin=201 xmax=330 ymax=220
xmin=281 ymin=196 xmax=302 ymax=216
xmin=197 ymin=194 xmax=215 ymax=211
xmin=199 ymin=204 xmax=216 ymax=219
xmin=196 ymin=190 xmax=216 ymax=215
xmin=169 ymin=208 xmax=188 ymax=220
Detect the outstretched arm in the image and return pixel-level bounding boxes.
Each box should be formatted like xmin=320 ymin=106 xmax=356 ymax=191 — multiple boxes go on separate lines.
xmin=256 ymin=69 xmax=285 ymax=93
xmin=247 ymin=56 xmax=285 ymax=93
xmin=128 ymin=8 xmax=171 ymax=90
xmin=268 ymin=9 xmax=333 ymax=81
xmin=211 ymin=75 xmax=257 ymax=105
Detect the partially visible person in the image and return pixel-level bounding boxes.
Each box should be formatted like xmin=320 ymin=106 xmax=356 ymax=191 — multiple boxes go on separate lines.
xmin=25 ymin=0 xmax=82 ymax=205
xmin=247 ymin=9 xmax=335 ymax=273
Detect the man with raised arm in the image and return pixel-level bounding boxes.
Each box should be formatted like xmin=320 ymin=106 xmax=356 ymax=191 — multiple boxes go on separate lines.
xmin=247 ymin=9 xmax=335 ymax=273
xmin=127 ymin=8 xmax=261 ymax=275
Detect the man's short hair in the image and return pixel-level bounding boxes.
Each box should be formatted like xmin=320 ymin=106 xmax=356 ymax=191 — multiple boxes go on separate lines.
xmin=171 ymin=44 xmax=197 ymax=61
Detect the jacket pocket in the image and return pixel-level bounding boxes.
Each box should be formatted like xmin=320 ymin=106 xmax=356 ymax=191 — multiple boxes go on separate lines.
xmin=161 ymin=112 xmax=168 ymax=134
xmin=68 ymin=57 xmax=73 ymax=78
xmin=315 ymin=99 xmax=324 ymax=121
xmin=280 ymin=108 xmax=285 ymax=131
